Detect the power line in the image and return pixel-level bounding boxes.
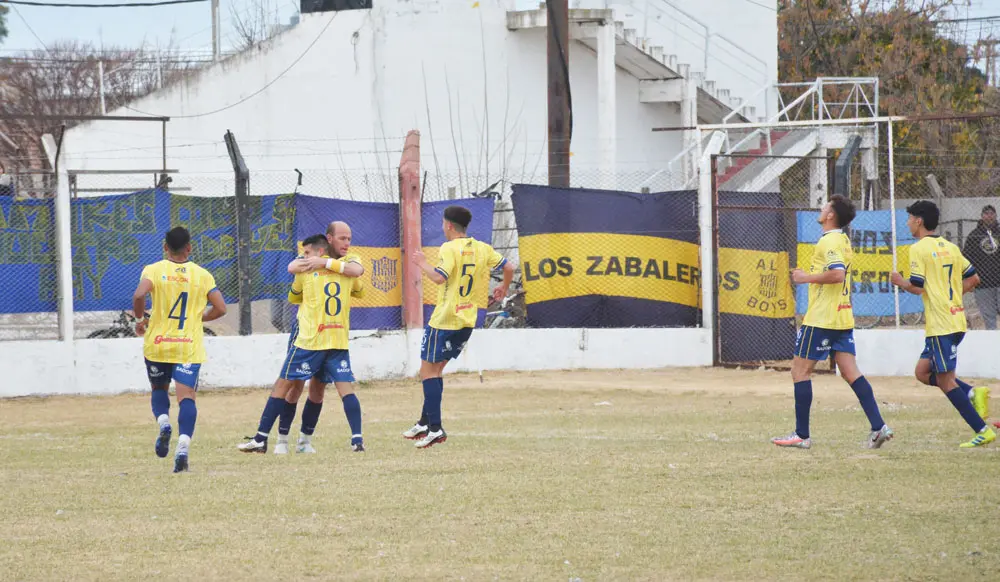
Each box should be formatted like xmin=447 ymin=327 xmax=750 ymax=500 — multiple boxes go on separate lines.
xmin=0 ymin=0 xmax=205 ymax=7
xmin=125 ymin=13 xmax=337 ymax=119
xmin=9 ymin=5 xmax=50 ymax=54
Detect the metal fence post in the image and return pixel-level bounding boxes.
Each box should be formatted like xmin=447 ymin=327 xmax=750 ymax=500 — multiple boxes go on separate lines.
xmin=224 ymin=130 xmax=252 ymax=336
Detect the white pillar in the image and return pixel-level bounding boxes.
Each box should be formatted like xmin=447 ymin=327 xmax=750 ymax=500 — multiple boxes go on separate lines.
xmin=211 ymin=0 xmax=221 ymax=62
xmin=597 ymin=19 xmax=617 ymax=190
xmin=97 ymin=61 xmax=106 ymax=115
xmin=862 ymin=147 xmax=877 ymax=210
xmin=698 ymin=131 xmax=725 ymax=337
xmin=55 ymin=158 xmax=75 ymax=342
xmin=681 ymin=77 xmax=698 ymax=185
xmin=809 ymin=146 xmax=828 ymax=208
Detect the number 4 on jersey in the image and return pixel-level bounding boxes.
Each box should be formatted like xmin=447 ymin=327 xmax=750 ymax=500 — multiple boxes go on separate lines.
xmin=169 ymin=292 xmax=189 ymax=330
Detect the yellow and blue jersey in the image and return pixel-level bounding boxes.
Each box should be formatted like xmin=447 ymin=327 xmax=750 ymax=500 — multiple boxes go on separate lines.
xmin=289 ymin=253 xmax=362 ymax=351
xmin=909 ymin=235 xmax=975 ymax=337
xmin=802 ymin=230 xmax=853 ymax=330
xmin=428 ymin=237 xmax=506 ymax=330
xmin=140 ymin=259 xmax=217 ymax=364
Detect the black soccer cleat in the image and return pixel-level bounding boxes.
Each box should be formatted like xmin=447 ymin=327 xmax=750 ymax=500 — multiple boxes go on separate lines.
xmin=173 ymin=454 xmax=189 ymax=473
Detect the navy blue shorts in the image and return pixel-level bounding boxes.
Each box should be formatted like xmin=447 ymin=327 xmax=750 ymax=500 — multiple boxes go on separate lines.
xmin=794 ymin=326 xmax=855 ymax=361
xmin=920 ymin=332 xmax=965 ymax=373
xmin=420 ymin=326 xmax=473 ymax=363
xmin=145 ymin=359 xmax=201 ymax=389
xmin=280 ymin=346 xmax=354 ymax=383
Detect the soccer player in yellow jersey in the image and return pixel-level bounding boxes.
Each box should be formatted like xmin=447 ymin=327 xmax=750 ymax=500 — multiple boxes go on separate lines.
xmin=772 ymin=196 xmax=893 ymax=450
xmin=132 ymin=227 xmax=227 ymax=473
xmin=239 ymin=225 xmax=367 ymax=453
xmin=403 ymin=205 xmax=515 ymax=448
xmin=891 ymin=201 xmax=996 ymax=448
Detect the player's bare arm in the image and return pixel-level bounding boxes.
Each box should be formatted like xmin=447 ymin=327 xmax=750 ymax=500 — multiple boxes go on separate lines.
xmin=889 ymin=271 xmax=925 ymax=295
xmin=132 ymin=278 xmax=154 ymax=336
xmin=287 ymin=256 xmax=364 ymax=277
xmin=203 ymin=289 xmax=228 ymax=322
xmin=963 ymin=272 xmax=981 ymax=294
xmin=493 ymin=258 xmax=516 ymax=302
xmin=791 ymin=267 xmax=844 ymax=285
xmin=412 ymin=249 xmax=446 ymax=285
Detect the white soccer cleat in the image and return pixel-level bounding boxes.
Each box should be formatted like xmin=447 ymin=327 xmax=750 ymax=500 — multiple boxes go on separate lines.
xmin=867 ymin=425 xmax=894 ymax=449
xmin=237 ymin=438 xmax=267 ymax=453
xmin=273 ymin=440 xmax=289 ymax=455
xmin=414 ymin=429 xmax=447 ymax=449
xmin=296 ymin=438 xmax=316 ymax=454
xmin=402 ymin=423 xmax=429 ymax=440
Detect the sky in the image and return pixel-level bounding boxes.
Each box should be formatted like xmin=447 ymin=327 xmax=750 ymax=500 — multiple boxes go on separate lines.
xmin=0 ymin=0 xmax=996 ymax=58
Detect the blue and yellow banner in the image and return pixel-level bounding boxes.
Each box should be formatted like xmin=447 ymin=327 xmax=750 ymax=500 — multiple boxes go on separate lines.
xmin=0 ymin=196 xmax=57 ymax=313
xmin=716 ymin=192 xmax=796 ymax=362
xmin=795 ymin=209 xmax=921 ymax=317
xmin=511 ymin=185 xmax=701 ymax=328
xmin=295 ymin=194 xmax=402 ymax=330
xmin=420 ymin=197 xmax=497 ymax=327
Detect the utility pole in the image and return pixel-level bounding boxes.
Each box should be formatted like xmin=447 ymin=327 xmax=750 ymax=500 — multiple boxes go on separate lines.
xmin=97 ymin=61 xmax=106 ymax=115
xmin=547 ymin=0 xmax=571 ymax=187
xmin=212 ymin=0 xmax=221 ymax=61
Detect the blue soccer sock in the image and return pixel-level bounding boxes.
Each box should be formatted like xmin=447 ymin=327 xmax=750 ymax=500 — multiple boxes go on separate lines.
xmin=850 ymin=376 xmax=885 ymax=431
xmin=278 ymin=401 xmax=298 ymax=436
xmin=300 ymin=398 xmax=323 ymax=436
xmin=946 ymin=386 xmax=987 ymax=432
xmin=794 ymin=380 xmax=812 ymax=439
xmin=423 ymin=377 xmax=444 ymax=431
xmin=254 ymin=396 xmax=286 ymax=443
xmin=342 ymin=394 xmax=362 ymax=444
xmin=176 ymin=398 xmax=197 ymax=456
xmin=956 ymin=378 xmax=975 ymax=400
xmin=151 ymin=388 xmax=170 ymax=427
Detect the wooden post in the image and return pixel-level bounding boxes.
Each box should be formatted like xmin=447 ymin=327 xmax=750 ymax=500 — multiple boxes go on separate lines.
xmin=399 ymin=131 xmax=424 ymax=329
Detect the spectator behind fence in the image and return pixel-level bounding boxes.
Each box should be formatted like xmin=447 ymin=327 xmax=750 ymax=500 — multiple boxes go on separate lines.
xmin=0 ymin=165 xmax=13 ymax=197
xmin=963 ymin=205 xmax=1000 ymax=329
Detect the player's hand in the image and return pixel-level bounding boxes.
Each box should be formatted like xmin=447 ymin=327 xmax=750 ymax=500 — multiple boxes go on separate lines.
xmin=135 ymin=318 xmax=147 ymax=337
xmin=890 ymin=271 xmax=906 ymax=287
xmin=492 ymin=285 xmax=508 ymax=303
xmin=303 ymin=256 xmax=329 ymax=271
xmin=411 ymin=249 xmax=426 ymax=265
xmin=791 ymin=268 xmax=810 ymax=284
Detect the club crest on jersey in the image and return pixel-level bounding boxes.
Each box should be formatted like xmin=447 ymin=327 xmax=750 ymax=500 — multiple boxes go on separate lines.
xmin=371 ymin=257 xmax=399 ymax=292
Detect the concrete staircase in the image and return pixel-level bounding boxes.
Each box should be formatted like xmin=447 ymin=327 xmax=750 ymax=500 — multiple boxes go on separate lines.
xmin=506 ymin=7 xmax=755 ymax=124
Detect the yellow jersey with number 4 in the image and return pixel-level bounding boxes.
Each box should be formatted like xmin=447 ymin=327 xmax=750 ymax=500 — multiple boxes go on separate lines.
xmin=802 ymin=230 xmax=854 ymax=330
xmin=141 ymin=259 xmax=218 ymax=364
xmin=909 ymin=235 xmax=974 ymax=337
xmin=289 ymin=254 xmax=361 ymax=350
xmin=429 ymin=237 xmax=506 ymax=330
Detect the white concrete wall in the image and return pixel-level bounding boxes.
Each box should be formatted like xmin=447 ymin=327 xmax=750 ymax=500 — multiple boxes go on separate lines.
xmin=0 ymin=327 xmax=713 ymax=398
xmin=59 ymin=0 xmax=773 ymax=196
xmin=9 ymin=328 xmax=1000 ymax=398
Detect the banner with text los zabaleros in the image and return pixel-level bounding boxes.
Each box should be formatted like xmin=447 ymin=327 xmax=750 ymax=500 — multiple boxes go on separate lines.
xmin=295 ymin=194 xmax=402 ymax=330
xmin=0 ymin=189 xmax=297 ymax=315
xmin=795 ymin=209 xmax=921 ymax=317
xmin=511 ymin=185 xmax=702 ymax=328
xmin=716 ymin=192 xmax=796 ymax=362
xmin=420 ymin=197 xmax=497 ymax=327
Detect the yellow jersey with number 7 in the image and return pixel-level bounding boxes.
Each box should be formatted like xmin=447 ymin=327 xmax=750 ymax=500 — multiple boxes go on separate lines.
xmin=908 ymin=235 xmax=974 ymax=337
xmin=141 ymin=259 xmax=218 ymax=364
xmin=429 ymin=237 xmax=507 ymax=330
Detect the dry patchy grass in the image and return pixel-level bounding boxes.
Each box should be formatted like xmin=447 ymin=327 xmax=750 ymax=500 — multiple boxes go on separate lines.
xmin=1 ymin=368 xmax=999 ymax=581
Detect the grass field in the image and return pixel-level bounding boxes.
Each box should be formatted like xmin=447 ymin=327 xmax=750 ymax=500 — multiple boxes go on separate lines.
xmin=2 ymin=368 xmax=999 ymax=581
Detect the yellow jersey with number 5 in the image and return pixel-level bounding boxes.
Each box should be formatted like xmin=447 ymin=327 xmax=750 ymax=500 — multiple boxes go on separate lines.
xmin=429 ymin=237 xmax=506 ymax=330
xmin=141 ymin=259 xmax=217 ymax=364
xmin=289 ymin=254 xmax=361 ymax=350
xmin=908 ymin=235 xmax=974 ymax=337
xmin=802 ymin=230 xmax=854 ymax=330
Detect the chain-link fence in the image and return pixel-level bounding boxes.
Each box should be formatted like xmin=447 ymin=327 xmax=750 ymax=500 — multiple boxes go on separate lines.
xmin=0 ymin=172 xmax=59 ymax=341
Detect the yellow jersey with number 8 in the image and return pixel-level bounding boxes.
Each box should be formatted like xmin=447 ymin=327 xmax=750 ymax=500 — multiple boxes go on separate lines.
xmin=141 ymin=260 xmax=217 ymax=364
xmin=429 ymin=237 xmax=506 ymax=330
xmin=289 ymin=254 xmax=362 ymax=350
xmin=908 ymin=235 xmax=974 ymax=337
xmin=802 ymin=230 xmax=854 ymax=330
